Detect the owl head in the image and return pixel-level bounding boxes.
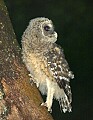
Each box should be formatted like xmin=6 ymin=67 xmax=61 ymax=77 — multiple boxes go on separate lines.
xmin=23 ymin=17 xmax=58 ymax=44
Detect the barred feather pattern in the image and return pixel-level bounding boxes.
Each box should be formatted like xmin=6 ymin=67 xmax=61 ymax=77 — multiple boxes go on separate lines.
xmin=44 ymin=43 xmax=74 ymax=112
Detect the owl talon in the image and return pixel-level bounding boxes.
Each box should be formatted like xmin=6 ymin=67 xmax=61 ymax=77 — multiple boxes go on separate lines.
xmin=36 ymin=83 xmax=39 ymax=88
xmin=29 ymin=78 xmax=34 ymax=86
xmin=48 ymin=108 xmax=52 ymax=113
xmin=41 ymin=102 xmax=47 ymax=107
xmin=41 ymin=102 xmax=52 ymax=113
xmin=28 ymin=73 xmax=32 ymax=77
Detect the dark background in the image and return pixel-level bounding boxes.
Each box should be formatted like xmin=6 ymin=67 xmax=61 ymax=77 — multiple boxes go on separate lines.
xmin=4 ymin=0 xmax=93 ymax=120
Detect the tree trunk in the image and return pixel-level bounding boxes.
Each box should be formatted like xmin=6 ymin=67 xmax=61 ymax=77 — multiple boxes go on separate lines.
xmin=0 ymin=0 xmax=54 ymax=119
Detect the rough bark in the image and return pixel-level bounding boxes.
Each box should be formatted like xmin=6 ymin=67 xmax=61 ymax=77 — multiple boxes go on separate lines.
xmin=0 ymin=0 xmax=54 ymax=120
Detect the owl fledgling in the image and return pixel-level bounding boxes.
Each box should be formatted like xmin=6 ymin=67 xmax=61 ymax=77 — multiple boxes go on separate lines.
xmin=22 ymin=17 xmax=74 ymax=113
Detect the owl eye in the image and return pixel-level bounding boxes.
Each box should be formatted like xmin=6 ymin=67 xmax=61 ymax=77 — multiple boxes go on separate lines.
xmin=44 ymin=25 xmax=51 ymax=31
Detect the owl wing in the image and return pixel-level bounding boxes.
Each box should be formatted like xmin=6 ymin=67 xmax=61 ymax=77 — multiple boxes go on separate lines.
xmin=44 ymin=43 xmax=74 ymax=103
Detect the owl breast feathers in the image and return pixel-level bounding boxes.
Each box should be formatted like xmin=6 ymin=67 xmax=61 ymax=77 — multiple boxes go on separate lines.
xmin=22 ymin=17 xmax=74 ymax=113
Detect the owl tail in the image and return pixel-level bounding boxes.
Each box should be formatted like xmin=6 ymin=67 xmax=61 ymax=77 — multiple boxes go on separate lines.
xmin=59 ymin=95 xmax=72 ymax=113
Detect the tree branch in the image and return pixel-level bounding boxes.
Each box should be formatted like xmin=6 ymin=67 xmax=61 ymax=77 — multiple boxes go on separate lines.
xmin=0 ymin=0 xmax=54 ymax=119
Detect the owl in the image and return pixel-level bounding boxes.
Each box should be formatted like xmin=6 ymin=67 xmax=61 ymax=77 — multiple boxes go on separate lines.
xmin=22 ymin=17 xmax=74 ymax=113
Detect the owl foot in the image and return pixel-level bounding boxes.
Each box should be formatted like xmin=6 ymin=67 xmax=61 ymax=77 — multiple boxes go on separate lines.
xmin=41 ymin=102 xmax=52 ymax=113
xmin=28 ymin=74 xmax=37 ymax=86
xmin=29 ymin=78 xmax=34 ymax=86
xmin=41 ymin=102 xmax=47 ymax=107
xmin=28 ymin=73 xmax=32 ymax=77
